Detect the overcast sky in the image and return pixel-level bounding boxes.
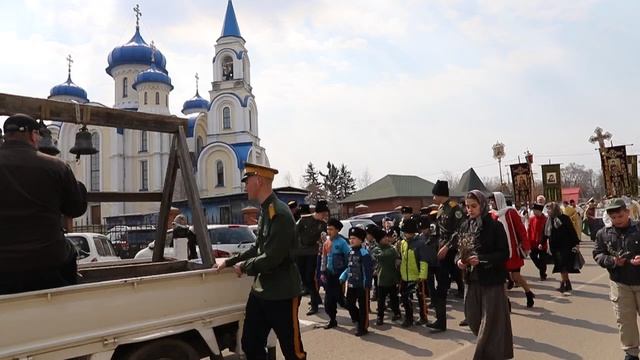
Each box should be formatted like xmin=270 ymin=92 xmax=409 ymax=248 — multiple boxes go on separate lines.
xmin=1 ymin=0 xmax=639 ymax=188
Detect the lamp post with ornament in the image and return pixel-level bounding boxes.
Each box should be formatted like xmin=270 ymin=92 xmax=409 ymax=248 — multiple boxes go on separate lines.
xmin=492 ymin=141 xmax=506 ymax=191
xmin=525 ymin=150 xmax=535 ymax=202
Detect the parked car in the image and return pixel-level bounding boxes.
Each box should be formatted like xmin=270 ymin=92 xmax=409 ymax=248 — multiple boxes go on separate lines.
xmin=348 ymin=211 xmax=401 ymax=228
xmin=105 ymin=225 xmax=156 ymax=259
xmin=65 ymin=232 xmax=121 ymax=264
xmin=134 ymin=224 xmax=256 ymax=260
xmin=249 ymin=224 xmax=258 ymax=237
xmin=339 ymin=219 xmax=376 ymax=239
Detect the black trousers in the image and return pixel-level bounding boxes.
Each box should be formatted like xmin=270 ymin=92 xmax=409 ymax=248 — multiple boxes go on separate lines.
xmin=400 ymin=280 xmax=428 ymax=321
xmin=376 ymin=285 xmax=400 ymax=319
xmin=346 ymin=286 xmax=370 ymax=332
xmin=431 ymin=264 xmax=451 ymax=328
xmin=323 ymin=273 xmax=343 ymax=321
xmin=0 ymin=253 xmax=77 ymax=295
xmin=530 ymin=248 xmax=548 ymax=276
xmin=296 ymin=255 xmax=322 ymax=308
xmin=242 ymin=293 xmax=306 ymax=360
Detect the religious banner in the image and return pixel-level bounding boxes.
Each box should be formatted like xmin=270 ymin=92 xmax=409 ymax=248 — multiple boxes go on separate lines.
xmin=510 ymin=163 xmax=532 ymax=207
xmin=627 ymin=155 xmax=638 ymax=197
xmin=541 ymin=164 xmax=562 ymax=202
xmin=600 ymin=146 xmax=631 ymax=197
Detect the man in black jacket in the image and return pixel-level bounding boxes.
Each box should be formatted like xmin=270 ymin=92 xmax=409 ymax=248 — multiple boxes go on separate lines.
xmin=593 ymin=198 xmax=640 ymax=360
xmin=0 ymin=114 xmax=87 ymax=295
xmin=296 ymin=202 xmax=327 ymax=315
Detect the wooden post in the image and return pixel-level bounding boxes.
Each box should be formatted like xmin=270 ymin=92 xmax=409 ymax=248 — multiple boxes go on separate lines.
xmin=176 ymin=126 xmax=214 ymax=267
xmin=153 ymin=135 xmax=178 ymax=262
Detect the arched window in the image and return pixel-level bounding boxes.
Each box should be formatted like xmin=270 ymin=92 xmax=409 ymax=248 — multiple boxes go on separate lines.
xmin=216 ymin=160 xmax=224 ymax=187
xmin=196 ymin=136 xmax=204 ymax=155
xmin=140 ymin=131 xmax=148 ymax=152
xmin=140 ymin=160 xmax=148 ymax=191
xmin=165 ymin=94 xmax=168 ymax=106
xmin=249 ymin=109 xmax=252 ymax=131
xmin=155 ymin=92 xmax=160 ymax=105
xmin=222 ymin=107 xmax=231 ymax=130
xmin=90 ymin=132 xmax=100 ymax=191
xmin=144 ymin=92 xmax=148 ymax=105
xmin=123 ymin=77 xmax=128 ymax=98
xmin=222 ymin=56 xmax=234 ymax=80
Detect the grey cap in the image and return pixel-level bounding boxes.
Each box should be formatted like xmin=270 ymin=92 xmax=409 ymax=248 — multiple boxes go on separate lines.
xmin=605 ymin=198 xmax=627 ymax=212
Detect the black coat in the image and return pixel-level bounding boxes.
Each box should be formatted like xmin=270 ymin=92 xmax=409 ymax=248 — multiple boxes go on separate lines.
xmin=456 ymin=214 xmax=509 ymax=286
xmin=0 ymin=141 xmax=87 ymax=273
xmin=547 ymin=214 xmax=580 ymax=273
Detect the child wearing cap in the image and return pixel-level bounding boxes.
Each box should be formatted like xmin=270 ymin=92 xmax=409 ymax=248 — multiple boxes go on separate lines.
xmin=372 ymin=229 xmax=402 ymax=325
xmin=340 ymin=226 xmax=373 ymax=336
xmin=399 ymin=216 xmax=429 ymax=327
xmin=320 ymin=218 xmax=351 ymax=329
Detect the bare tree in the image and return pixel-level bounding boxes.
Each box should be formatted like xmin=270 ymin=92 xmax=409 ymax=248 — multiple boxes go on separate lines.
xmin=357 ymin=168 xmax=372 ymax=189
xmin=442 ymin=170 xmax=461 ymax=191
xmin=560 ymin=163 xmax=605 ymax=199
xmin=282 ymin=171 xmax=294 ymax=187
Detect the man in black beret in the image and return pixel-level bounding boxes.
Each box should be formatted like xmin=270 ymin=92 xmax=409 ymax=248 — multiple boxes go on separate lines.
xmin=428 ymin=180 xmax=466 ymax=332
xmin=0 ymin=113 xmax=88 ymax=295
xmin=288 ymin=200 xmax=301 ymax=222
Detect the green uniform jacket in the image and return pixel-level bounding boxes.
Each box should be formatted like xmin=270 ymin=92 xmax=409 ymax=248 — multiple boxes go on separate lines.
xmin=400 ymin=237 xmax=428 ymax=282
xmin=225 ymin=193 xmax=303 ymax=300
xmin=373 ymin=244 xmax=401 ymax=287
xmin=437 ymin=199 xmax=465 ymax=250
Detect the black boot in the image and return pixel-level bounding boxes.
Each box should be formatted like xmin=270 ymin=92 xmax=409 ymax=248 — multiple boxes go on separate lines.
xmin=556 ymin=281 xmax=566 ymax=294
xmin=401 ymin=316 xmax=413 ymax=328
xmin=565 ymin=280 xmax=573 ymax=292
xmin=427 ymin=298 xmax=446 ymax=332
xmin=525 ymin=291 xmax=535 ymax=308
xmin=323 ymin=319 xmax=337 ymax=329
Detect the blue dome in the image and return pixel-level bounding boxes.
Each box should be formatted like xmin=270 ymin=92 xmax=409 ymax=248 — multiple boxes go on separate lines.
xmin=132 ymin=64 xmax=174 ymax=90
xmin=182 ymin=91 xmax=210 ymax=114
xmin=48 ymin=76 xmax=89 ymax=103
xmin=106 ymin=27 xmax=167 ymax=76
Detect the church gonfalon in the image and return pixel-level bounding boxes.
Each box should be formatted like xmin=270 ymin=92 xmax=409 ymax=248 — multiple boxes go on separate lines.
xmin=46 ymin=1 xmax=269 ymax=224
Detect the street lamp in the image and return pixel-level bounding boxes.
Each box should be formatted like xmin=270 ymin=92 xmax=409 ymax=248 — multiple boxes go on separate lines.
xmin=492 ymin=141 xmax=506 ymax=189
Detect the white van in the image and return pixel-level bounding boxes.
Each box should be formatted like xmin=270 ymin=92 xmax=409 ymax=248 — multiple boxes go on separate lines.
xmin=65 ymin=232 xmax=121 ymax=264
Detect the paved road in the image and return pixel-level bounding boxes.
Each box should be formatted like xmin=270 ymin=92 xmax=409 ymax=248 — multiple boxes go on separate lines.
xmin=227 ymin=240 xmax=623 ymax=359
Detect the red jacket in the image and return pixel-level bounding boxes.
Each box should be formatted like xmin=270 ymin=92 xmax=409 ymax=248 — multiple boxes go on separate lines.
xmin=492 ymin=209 xmax=529 ymax=271
xmin=528 ymin=214 xmax=547 ymax=251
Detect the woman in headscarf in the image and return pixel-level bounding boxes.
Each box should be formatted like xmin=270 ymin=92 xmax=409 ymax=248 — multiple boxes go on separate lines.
xmin=545 ymin=202 xmax=581 ymax=294
xmin=456 ymin=190 xmax=513 ymax=360
xmin=491 ymin=192 xmax=535 ymax=308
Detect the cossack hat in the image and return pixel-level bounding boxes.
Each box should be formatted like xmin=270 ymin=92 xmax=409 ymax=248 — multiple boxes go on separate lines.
xmin=400 ymin=217 xmax=419 ymax=233
xmin=3 ymin=113 xmax=40 ymax=133
xmin=532 ymin=203 xmax=544 ymax=211
xmin=348 ymin=226 xmax=367 ymax=240
xmin=299 ymin=204 xmax=311 ymax=215
xmin=241 ymin=162 xmax=279 ymax=182
xmin=315 ymin=199 xmax=330 ymax=214
xmin=401 ymin=206 xmax=413 ymax=214
xmin=327 ymin=218 xmax=343 ymax=230
xmin=432 ymin=180 xmax=450 ymax=197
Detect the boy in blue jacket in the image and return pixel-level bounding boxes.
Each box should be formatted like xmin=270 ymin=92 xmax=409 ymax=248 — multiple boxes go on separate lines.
xmin=340 ymin=226 xmax=374 ymax=336
xmin=321 ymin=218 xmax=351 ymax=329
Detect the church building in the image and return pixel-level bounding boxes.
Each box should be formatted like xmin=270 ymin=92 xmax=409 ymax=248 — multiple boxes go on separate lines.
xmin=46 ymin=1 xmax=270 ymax=225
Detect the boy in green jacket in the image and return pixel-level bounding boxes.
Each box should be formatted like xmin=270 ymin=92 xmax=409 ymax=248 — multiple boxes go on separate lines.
xmin=399 ymin=216 xmax=429 ymax=327
xmin=373 ymin=229 xmax=402 ymax=325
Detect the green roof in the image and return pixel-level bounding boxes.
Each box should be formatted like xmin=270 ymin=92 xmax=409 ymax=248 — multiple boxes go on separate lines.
xmin=454 ymin=167 xmax=488 ymax=194
xmin=340 ymin=175 xmax=435 ymax=204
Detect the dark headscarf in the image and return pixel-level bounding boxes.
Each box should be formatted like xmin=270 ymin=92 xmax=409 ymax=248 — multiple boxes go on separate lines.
xmin=466 ymin=190 xmax=489 ymax=238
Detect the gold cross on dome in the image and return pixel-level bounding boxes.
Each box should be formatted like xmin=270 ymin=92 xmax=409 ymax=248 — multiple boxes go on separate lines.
xmin=150 ymin=40 xmax=156 ymax=63
xmin=134 ymin=4 xmax=142 ymax=27
xmin=66 ymin=54 xmax=73 ymax=76
xmin=195 ymin=73 xmax=199 ymax=92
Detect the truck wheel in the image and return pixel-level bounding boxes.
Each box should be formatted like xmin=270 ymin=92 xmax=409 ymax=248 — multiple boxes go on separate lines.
xmin=124 ymin=338 xmax=199 ymax=360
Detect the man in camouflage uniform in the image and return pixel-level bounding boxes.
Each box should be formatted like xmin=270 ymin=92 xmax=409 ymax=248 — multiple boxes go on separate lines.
xmin=427 ymin=180 xmax=465 ymax=333
xmin=215 ymin=163 xmax=306 ymax=360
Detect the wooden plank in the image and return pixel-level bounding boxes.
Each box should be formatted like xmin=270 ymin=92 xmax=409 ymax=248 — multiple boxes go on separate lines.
xmin=176 ymin=126 xmax=214 ymax=267
xmin=0 ymin=93 xmax=187 ymax=133
xmin=153 ymin=135 xmax=179 ymax=262
xmin=87 ymin=192 xmax=163 ymax=203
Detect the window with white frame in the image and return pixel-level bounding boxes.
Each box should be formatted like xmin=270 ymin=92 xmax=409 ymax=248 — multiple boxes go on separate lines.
xmin=140 ymin=131 xmax=148 ymax=152
xmin=90 ymin=132 xmax=100 ymax=191
xmin=140 ymin=160 xmax=148 ymax=191
xmin=223 ymin=107 xmax=231 ymax=130
xmin=123 ymin=77 xmax=128 ymax=98
xmin=216 ymin=160 xmax=224 ymax=187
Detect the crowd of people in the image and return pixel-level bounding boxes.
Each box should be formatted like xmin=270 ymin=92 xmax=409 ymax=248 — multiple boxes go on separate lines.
xmin=291 ymin=181 xmax=626 ymax=360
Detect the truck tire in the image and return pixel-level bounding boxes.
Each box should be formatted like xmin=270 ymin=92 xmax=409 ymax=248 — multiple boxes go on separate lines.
xmin=124 ymin=338 xmax=199 ymax=360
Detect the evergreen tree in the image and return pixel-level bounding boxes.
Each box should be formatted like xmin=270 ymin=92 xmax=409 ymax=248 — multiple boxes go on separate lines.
xmin=320 ymin=162 xmax=340 ymax=203
xmin=337 ymin=164 xmax=356 ymax=200
xmin=303 ymin=162 xmax=324 ymax=203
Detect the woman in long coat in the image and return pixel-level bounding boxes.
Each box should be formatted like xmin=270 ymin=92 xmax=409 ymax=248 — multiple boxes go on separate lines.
xmin=456 ymin=190 xmax=513 ymax=360
xmin=545 ymin=202 xmax=581 ymax=294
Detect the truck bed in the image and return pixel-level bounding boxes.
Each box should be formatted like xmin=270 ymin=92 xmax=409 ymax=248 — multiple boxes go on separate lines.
xmin=0 ymin=259 xmax=252 ymax=360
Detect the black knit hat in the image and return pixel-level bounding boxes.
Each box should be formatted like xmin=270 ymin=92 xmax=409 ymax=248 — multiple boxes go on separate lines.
xmin=401 ymin=206 xmax=413 ymax=214
xmin=299 ymin=204 xmax=311 ymax=215
xmin=432 ymin=180 xmax=450 ymax=197
xmin=327 ymin=218 xmax=343 ymax=230
xmin=349 ymin=226 xmax=367 ymax=240
xmin=315 ymin=200 xmax=330 ymax=214
xmin=400 ymin=217 xmax=419 ymax=233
